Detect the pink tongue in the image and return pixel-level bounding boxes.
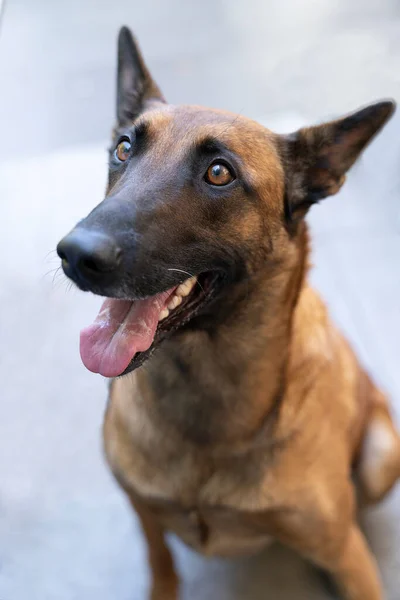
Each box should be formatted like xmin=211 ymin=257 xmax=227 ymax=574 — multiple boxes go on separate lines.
xmin=80 ymin=289 xmax=174 ymax=377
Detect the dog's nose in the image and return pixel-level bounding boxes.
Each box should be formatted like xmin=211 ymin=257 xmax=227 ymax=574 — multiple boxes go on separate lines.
xmin=57 ymin=229 xmax=121 ymax=285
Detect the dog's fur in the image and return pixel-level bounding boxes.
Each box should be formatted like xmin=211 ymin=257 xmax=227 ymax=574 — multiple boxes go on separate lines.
xmin=62 ymin=27 xmax=400 ymax=600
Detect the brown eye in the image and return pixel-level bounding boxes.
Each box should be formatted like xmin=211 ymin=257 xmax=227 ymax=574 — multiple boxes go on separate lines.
xmin=205 ymin=163 xmax=234 ymax=186
xmin=115 ymin=138 xmax=131 ymax=162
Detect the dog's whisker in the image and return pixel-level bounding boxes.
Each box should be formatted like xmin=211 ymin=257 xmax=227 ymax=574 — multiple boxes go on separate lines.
xmin=53 ymin=278 xmax=64 ymax=292
xmin=44 ymin=249 xmax=57 ymax=259
xmin=42 ymin=267 xmax=60 ymax=281
xmin=52 ymin=270 xmax=72 ymax=292
xmin=44 ymin=249 xmax=59 ymax=264
xmin=167 ymin=268 xmax=204 ymax=292
xmin=167 ymin=268 xmax=196 ymax=278
xmin=52 ymin=266 xmax=62 ymax=287
xmin=54 ymin=281 xmax=69 ymax=294
xmin=65 ymin=280 xmax=75 ymax=294
xmin=54 ymin=272 xmax=65 ymax=285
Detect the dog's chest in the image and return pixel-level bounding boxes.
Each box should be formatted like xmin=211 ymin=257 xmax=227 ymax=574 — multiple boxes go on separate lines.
xmin=116 ymin=445 xmax=274 ymax=557
xmin=105 ymin=390 xmax=277 ymax=557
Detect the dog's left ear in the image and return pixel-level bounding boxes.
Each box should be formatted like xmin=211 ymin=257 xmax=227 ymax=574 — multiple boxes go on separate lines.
xmin=281 ymin=100 xmax=396 ymax=220
xmin=117 ymin=26 xmax=165 ymax=126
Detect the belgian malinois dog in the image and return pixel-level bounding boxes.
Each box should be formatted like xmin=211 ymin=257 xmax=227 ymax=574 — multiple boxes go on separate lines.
xmin=57 ymin=26 xmax=400 ymax=600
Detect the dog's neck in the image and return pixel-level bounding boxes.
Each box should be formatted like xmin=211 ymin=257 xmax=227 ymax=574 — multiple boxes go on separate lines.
xmin=141 ymin=224 xmax=310 ymax=448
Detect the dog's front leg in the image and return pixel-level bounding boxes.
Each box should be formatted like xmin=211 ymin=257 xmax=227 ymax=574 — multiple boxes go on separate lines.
xmin=271 ymin=489 xmax=383 ymax=600
xmin=294 ymin=522 xmax=382 ymax=599
xmin=328 ymin=523 xmax=383 ymax=600
xmin=128 ymin=494 xmax=179 ymax=600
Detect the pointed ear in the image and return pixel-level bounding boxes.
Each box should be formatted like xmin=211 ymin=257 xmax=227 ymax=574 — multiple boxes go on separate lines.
xmin=117 ymin=26 xmax=165 ymax=126
xmin=281 ymin=100 xmax=396 ymax=220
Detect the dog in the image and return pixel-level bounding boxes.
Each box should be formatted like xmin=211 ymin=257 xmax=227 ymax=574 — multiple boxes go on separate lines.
xmin=57 ymin=26 xmax=400 ymax=600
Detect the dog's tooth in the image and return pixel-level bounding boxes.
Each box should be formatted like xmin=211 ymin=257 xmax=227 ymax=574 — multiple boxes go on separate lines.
xmin=167 ymin=295 xmax=182 ymax=310
xmin=185 ymin=277 xmax=197 ymax=293
xmin=176 ymin=276 xmax=197 ymax=297
xmin=176 ymin=283 xmax=190 ymax=297
xmin=158 ymin=308 xmax=170 ymax=321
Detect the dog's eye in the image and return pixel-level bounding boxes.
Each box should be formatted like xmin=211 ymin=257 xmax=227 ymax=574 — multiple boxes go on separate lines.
xmin=205 ymin=163 xmax=234 ymax=186
xmin=115 ymin=138 xmax=131 ymax=162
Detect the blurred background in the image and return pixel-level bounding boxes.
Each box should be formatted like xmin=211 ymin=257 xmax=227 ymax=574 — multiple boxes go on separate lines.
xmin=0 ymin=1 xmax=399 ymax=599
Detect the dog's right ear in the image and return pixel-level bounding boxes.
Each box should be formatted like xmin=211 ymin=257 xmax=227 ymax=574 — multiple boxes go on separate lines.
xmin=117 ymin=26 xmax=165 ymax=126
xmin=280 ymin=100 xmax=395 ymax=222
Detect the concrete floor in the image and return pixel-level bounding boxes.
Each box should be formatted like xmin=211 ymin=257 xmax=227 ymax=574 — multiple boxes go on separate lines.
xmin=0 ymin=1 xmax=399 ymax=599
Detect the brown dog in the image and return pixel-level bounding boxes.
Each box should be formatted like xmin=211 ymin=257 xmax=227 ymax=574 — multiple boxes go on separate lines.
xmin=57 ymin=27 xmax=400 ymax=600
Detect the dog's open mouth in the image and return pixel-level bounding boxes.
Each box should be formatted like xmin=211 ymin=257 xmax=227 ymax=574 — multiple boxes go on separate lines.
xmin=80 ymin=272 xmax=218 ymax=377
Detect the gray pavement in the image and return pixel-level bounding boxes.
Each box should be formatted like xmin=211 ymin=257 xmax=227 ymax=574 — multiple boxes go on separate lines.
xmin=0 ymin=1 xmax=399 ymax=599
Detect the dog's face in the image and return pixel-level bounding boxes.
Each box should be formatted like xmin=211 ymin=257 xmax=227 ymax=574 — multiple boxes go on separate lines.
xmin=104 ymin=104 xmax=286 ymax=298
xmin=57 ymin=26 xmax=394 ymax=378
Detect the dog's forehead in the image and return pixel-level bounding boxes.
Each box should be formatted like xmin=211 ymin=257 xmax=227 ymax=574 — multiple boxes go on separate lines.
xmin=137 ymin=105 xmax=281 ymax=174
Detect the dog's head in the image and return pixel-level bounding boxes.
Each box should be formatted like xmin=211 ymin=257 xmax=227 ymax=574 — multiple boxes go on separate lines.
xmin=57 ymin=26 xmax=395 ymax=378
